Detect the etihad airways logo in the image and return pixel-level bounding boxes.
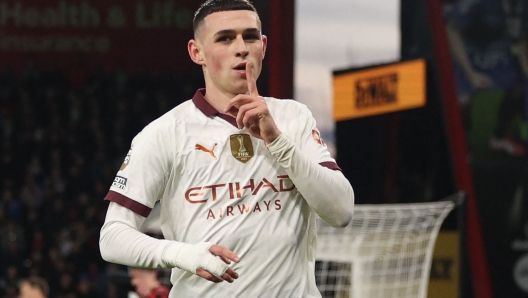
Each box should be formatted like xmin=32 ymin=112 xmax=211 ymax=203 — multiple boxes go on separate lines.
xmin=185 ymin=176 xmax=296 ymax=220
xmin=185 ymin=175 xmax=295 ymax=204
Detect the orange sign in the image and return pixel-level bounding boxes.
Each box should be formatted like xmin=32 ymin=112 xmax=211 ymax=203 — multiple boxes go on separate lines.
xmin=333 ymin=59 xmax=426 ymax=121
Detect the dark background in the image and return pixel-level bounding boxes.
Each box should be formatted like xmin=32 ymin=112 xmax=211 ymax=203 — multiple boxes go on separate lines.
xmin=1 ymin=0 xmax=526 ymax=297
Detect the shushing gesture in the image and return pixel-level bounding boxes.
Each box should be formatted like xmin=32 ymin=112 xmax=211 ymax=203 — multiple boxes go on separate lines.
xmin=223 ymin=62 xmax=281 ymax=144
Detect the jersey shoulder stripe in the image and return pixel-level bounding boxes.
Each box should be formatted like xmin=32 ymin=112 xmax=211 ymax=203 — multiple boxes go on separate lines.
xmin=104 ymin=190 xmax=152 ymax=217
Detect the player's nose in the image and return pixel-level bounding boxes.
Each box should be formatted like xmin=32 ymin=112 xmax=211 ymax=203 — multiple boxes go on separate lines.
xmin=234 ymin=36 xmax=249 ymax=57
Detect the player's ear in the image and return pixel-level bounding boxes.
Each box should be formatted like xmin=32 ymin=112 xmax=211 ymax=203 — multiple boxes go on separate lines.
xmin=261 ymin=35 xmax=268 ymax=59
xmin=188 ymin=39 xmax=205 ymax=65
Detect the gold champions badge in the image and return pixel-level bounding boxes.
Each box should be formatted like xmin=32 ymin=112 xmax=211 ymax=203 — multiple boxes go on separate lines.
xmin=230 ymin=134 xmax=253 ymax=163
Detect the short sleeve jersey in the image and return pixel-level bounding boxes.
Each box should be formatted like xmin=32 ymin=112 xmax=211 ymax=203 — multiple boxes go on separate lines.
xmin=105 ymin=89 xmax=339 ymax=298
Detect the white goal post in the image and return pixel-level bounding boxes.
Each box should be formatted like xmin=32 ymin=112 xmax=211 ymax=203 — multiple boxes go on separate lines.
xmin=315 ymin=199 xmax=456 ymax=298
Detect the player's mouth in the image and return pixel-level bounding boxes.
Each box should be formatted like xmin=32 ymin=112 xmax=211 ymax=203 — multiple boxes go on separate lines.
xmin=233 ymin=62 xmax=247 ymax=75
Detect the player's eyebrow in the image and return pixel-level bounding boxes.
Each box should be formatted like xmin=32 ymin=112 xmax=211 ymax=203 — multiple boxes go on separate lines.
xmin=213 ymin=28 xmax=261 ymax=37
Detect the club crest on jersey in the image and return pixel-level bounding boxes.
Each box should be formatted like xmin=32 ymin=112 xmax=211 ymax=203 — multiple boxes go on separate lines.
xmin=119 ymin=146 xmax=133 ymax=171
xmin=312 ymin=129 xmax=326 ymax=147
xmin=230 ymin=134 xmax=253 ymax=163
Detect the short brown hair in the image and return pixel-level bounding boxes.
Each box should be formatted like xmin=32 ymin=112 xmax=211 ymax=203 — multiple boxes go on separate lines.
xmin=20 ymin=276 xmax=49 ymax=296
xmin=193 ymin=0 xmax=258 ymax=33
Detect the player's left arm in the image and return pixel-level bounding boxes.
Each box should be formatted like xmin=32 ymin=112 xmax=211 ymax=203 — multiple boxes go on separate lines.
xmin=265 ymin=113 xmax=354 ymax=228
xmin=224 ymin=63 xmax=354 ymax=228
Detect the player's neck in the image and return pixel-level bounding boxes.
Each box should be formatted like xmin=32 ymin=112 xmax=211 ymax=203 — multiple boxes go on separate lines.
xmin=203 ymin=85 xmax=246 ymax=116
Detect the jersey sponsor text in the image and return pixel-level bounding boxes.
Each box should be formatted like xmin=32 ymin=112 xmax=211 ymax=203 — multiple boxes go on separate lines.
xmin=185 ymin=175 xmax=295 ymax=204
xmin=206 ymin=200 xmax=282 ymax=220
xmin=112 ymin=176 xmax=127 ymax=190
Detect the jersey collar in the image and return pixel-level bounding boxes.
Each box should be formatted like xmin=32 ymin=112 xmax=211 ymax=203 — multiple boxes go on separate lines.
xmin=192 ymin=88 xmax=239 ymax=128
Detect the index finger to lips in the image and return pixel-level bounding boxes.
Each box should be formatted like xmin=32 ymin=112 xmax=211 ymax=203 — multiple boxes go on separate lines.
xmin=224 ymin=95 xmax=253 ymax=115
xmin=246 ymin=62 xmax=259 ymax=96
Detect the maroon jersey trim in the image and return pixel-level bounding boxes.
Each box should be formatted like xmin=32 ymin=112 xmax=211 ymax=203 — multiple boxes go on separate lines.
xmin=104 ymin=191 xmax=152 ymax=217
xmin=192 ymin=88 xmax=238 ymax=127
xmin=320 ymin=161 xmax=341 ymax=171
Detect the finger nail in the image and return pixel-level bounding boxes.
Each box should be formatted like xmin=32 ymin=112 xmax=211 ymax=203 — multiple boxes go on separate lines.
xmin=234 ymin=257 xmax=240 ymax=262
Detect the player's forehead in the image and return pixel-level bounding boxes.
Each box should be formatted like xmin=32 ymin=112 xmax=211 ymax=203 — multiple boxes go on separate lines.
xmin=201 ymin=10 xmax=261 ymax=36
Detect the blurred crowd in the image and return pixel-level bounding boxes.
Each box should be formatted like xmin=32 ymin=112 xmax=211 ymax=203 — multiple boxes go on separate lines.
xmin=0 ymin=64 xmax=203 ymax=298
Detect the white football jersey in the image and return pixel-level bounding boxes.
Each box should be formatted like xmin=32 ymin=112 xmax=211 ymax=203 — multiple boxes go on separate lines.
xmin=105 ymin=89 xmax=339 ymax=298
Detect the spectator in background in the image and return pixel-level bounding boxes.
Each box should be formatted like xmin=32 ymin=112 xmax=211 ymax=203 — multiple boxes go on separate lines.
xmin=18 ymin=276 xmax=49 ymax=298
xmin=0 ymin=47 xmax=201 ymax=297
xmin=129 ymin=268 xmax=170 ymax=298
xmin=445 ymin=0 xmax=528 ymax=156
xmin=0 ymin=266 xmax=21 ymax=297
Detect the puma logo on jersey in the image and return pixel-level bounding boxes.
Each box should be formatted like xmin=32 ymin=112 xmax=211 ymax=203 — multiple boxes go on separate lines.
xmin=196 ymin=143 xmax=217 ymax=159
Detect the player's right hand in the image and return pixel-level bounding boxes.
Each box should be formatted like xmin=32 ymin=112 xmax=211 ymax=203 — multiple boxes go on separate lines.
xmin=223 ymin=62 xmax=281 ymax=144
xmin=196 ymin=244 xmax=240 ymax=283
xmin=172 ymin=242 xmax=240 ymax=283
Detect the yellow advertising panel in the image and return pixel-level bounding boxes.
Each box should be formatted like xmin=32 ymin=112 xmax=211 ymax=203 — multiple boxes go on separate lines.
xmin=333 ymin=59 xmax=426 ymax=121
xmin=428 ymin=231 xmax=459 ymax=298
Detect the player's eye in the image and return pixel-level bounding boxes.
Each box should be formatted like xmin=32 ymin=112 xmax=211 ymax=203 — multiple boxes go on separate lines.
xmin=243 ymin=34 xmax=260 ymax=42
xmin=216 ymin=36 xmax=233 ymax=43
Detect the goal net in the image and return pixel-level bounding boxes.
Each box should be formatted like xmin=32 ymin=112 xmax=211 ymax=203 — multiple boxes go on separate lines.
xmin=315 ymin=200 xmax=455 ymax=298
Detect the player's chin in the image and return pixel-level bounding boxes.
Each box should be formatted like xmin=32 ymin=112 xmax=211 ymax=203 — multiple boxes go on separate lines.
xmin=230 ymin=85 xmax=249 ymax=95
